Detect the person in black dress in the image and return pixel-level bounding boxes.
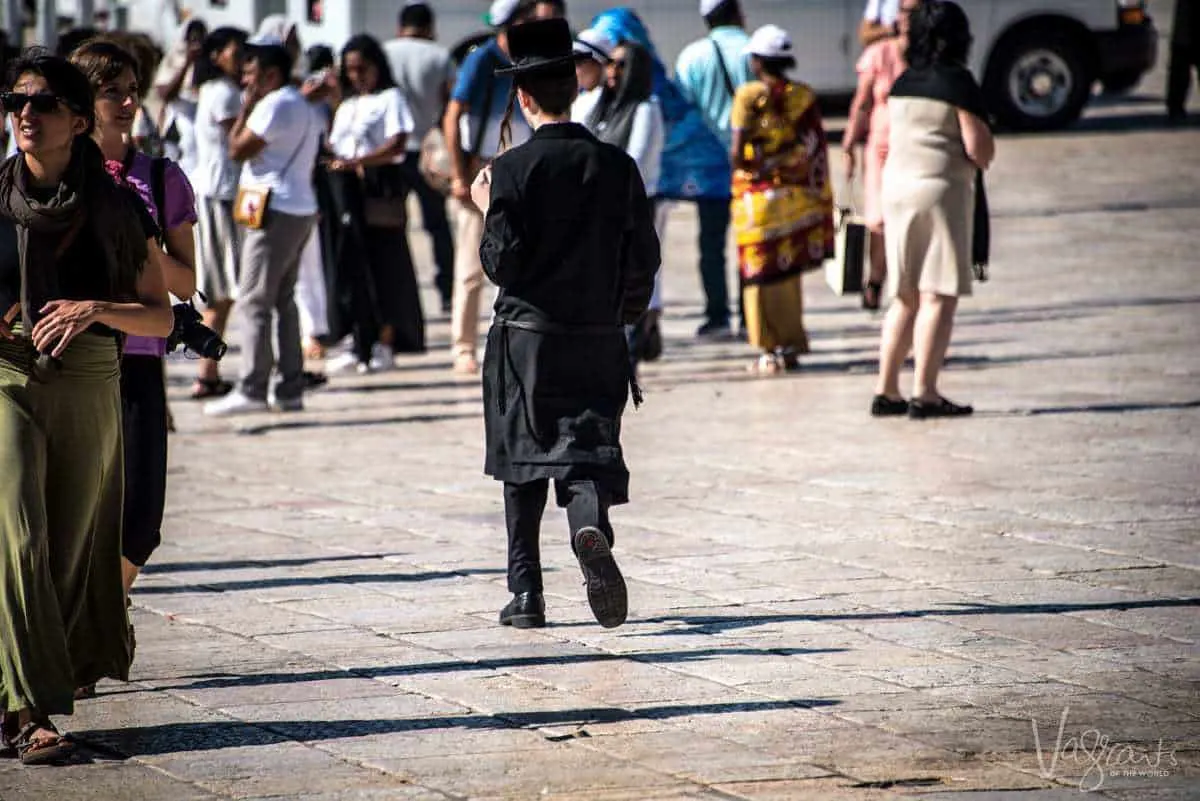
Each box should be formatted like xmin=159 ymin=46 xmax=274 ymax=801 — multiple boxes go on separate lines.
xmin=471 ymin=18 xmax=659 ymax=630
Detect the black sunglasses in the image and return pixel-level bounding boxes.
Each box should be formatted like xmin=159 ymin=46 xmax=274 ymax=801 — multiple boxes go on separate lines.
xmin=1 ymin=92 xmax=65 ymax=114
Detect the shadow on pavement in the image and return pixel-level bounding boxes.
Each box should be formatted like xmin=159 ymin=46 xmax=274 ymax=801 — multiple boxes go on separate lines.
xmin=986 ymin=399 xmax=1200 ymax=418
xmin=235 ymin=410 xmax=482 ymax=436
xmin=159 ymin=647 xmax=848 ymax=691
xmin=1062 ymin=111 xmax=1198 ymax=135
xmin=142 ymin=553 xmax=409 ymax=575
xmin=74 ymin=698 xmax=841 ymax=757
xmin=133 ymin=567 xmax=508 ymax=594
xmin=636 ymin=597 xmax=1200 ymax=634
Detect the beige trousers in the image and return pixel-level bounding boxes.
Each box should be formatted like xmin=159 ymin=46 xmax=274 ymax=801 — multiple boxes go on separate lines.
xmin=450 ymin=197 xmax=486 ymax=359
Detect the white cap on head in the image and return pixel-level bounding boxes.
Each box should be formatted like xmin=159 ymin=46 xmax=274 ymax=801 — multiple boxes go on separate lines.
xmin=247 ymin=33 xmax=285 ymax=47
xmin=252 ymin=14 xmax=296 ymax=46
xmin=572 ymin=28 xmax=616 ymax=63
xmin=699 ymin=0 xmax=729 ymax=17
xmin=488 ymin=0 xmax=522 ymax=27
xmin=743 ymin=24 xmax=793 ymax=60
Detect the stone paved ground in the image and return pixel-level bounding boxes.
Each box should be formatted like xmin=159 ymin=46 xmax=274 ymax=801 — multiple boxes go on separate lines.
xmin=3 ymin=33 xmax=1199 ymax=801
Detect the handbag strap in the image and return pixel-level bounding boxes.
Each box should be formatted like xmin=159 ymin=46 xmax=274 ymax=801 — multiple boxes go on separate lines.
xmin=276 ymin=98 xmax=315 ymax=185
xmin=710 ymin=37 xmax=736 ymax=98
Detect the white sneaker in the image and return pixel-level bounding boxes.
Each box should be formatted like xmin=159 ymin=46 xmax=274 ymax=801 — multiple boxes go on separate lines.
xmin=368 ymin=343 xmax=395 ymax=373
xmin=326 ymin=351 xmax=363 ymax=374
xmin=204 ymin=391 xmax=268 ymax=417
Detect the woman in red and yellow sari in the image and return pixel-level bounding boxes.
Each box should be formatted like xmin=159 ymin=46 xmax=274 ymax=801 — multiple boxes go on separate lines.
xmin=730 ymin=25 xmax=834 ymax=375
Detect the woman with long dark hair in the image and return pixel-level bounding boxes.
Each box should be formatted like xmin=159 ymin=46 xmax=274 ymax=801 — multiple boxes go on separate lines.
xmin=0 ymin=50 xmax=171 ymax=764
xmin=70 ymin=40 xmax=198 ymax=599
xmin=873 ymin=0 xmax=994 ymax=418
xmin=325 ymin=34 xmax=423 ymax=374
xmin=585 ymin=40 xmax=664 ymax=372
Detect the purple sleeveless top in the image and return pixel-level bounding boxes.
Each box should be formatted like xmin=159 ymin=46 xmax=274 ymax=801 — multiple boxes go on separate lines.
xmin=112 ymin=150 xmax=197 ymax=357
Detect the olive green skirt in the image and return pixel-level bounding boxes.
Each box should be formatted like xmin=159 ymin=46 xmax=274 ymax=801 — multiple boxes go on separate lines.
xmin=0 ymin=330 xmax=131 ymax=716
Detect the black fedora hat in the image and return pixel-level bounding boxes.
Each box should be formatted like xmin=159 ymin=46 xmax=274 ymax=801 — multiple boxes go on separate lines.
xmin=495 ymin=18 xmax=584 ymax=75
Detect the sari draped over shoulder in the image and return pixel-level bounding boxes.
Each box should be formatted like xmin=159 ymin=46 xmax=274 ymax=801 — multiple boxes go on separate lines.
xmin=731 ymin=80 xmax=834 ymax=286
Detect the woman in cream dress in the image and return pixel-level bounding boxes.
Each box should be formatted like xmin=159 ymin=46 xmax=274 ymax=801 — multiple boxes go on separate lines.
xmin=873 ymin=0 xmax=994 ymax=419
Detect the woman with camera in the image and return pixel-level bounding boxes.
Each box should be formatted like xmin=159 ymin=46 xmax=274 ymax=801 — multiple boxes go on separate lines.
xmin=324 ymin=34 xmax=422 ymax=374
xmin=0 ymin=50 xmax=171 ymax=764
xmin=70 ymin=40 xmax=198 ymax=595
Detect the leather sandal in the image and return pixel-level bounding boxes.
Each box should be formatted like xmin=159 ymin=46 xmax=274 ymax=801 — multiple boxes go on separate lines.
xmin=13 ymin=719 xmax=74 ymax=766
xmin=190 ymin=378 xmax=233 ymax=400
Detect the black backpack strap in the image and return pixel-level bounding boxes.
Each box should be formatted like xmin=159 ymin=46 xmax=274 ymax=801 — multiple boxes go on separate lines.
xmin=150 ymin=156 xmax=168 ymax=241
xmin=710 ymin=37 xmax=736 ymax=98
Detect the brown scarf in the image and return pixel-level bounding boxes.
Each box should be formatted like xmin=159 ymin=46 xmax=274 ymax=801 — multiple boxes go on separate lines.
xmin=0 ymin=138 xmax=148 ymax=335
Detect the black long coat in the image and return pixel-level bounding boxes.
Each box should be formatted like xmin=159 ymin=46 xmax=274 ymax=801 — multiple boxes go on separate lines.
xmin=479 ymin=122 xmax=660 ymax=503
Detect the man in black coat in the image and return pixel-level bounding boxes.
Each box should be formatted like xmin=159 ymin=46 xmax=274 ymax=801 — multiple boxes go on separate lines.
xmin=470 ymin=18 xmax=660 ymax=630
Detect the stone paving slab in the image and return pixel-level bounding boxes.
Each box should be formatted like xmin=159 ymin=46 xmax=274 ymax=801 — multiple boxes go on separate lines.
xmin=4 ymin=32 xmax=1200 ymax=801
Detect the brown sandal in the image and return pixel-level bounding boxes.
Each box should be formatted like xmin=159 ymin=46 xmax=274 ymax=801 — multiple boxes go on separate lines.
xmin=13 ymin=719 xmax=74 ymax=765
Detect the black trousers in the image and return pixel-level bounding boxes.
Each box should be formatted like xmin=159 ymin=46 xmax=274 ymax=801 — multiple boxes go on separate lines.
xmin=121 ymin=354 xmax=168 ymax=567
xmin=695 ymin=197 xmax=732 ymax=328
xmin=328 ymin=169 xmax=425 ymax=361
xmin=504 ymin=479 xmax=614 ymax=595
xmin=1167 ymin=41 xmax=1200 ymax=117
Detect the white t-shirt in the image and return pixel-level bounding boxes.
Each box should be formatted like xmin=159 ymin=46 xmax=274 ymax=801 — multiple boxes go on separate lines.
xmin=626 ymin=99 xmax=665 ymax=198
xmin=571 ymin=88 xmax=602 ymax=126
xmin=328 ymin=87 xmax=414 ymax=162
xmin=192 ymin=77 xmax=242 ymax=200
xmin=241 ymin=86 xmax=321 ymax=217
xmin=864 ymin=0 xmax=900 ymax=25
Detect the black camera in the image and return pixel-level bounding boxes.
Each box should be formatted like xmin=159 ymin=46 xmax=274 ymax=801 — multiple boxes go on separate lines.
xmin=166 ymin=301 xmax=227 ymax=360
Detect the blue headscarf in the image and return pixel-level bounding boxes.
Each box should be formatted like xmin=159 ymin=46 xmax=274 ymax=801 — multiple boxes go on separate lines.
xmin=590 ymin=8 xmax=732 ymax=201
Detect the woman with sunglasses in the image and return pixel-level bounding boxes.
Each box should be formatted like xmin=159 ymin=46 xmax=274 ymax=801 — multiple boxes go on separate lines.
xmin=584 ymin=41 xmax=664 ymax=376
xmin=70 ymin=40 xmax=198 ymax=599
xmin=0 ymin=51 xmax=171 ymax=765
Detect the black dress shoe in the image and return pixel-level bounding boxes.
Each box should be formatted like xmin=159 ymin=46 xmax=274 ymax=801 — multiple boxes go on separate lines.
xmin=499 ymin=592 xmax=545 ymax=628
xmin=870 ymin=394 xmax=909 ymax=417
xmin=572 ymin=527 xmax=627 ymax=628
xmin=908 ymin=396 xmax=973 ymax=420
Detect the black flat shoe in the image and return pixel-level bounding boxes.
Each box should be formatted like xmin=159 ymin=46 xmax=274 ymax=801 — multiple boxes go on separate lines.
xmin=499 ymin=592 xmax=545 ymax=628
xmin=908 ymin=396 xmax=973 ymax=420
xmin=573 ymin=527 xmax=627 ymax=629
xmin=870 ymin=394 xmax=909 ymax=417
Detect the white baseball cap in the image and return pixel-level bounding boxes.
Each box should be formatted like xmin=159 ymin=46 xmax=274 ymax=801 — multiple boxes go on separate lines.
xmin=573 ymin=28 xmax=616 ymax=63
xmin=699 ymin=0 xmax=731 ymax=17
xmin=488 ymin=0 xmax=521 ymax=27
xmin=744 ymin=24 xmax=794 ymax=59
